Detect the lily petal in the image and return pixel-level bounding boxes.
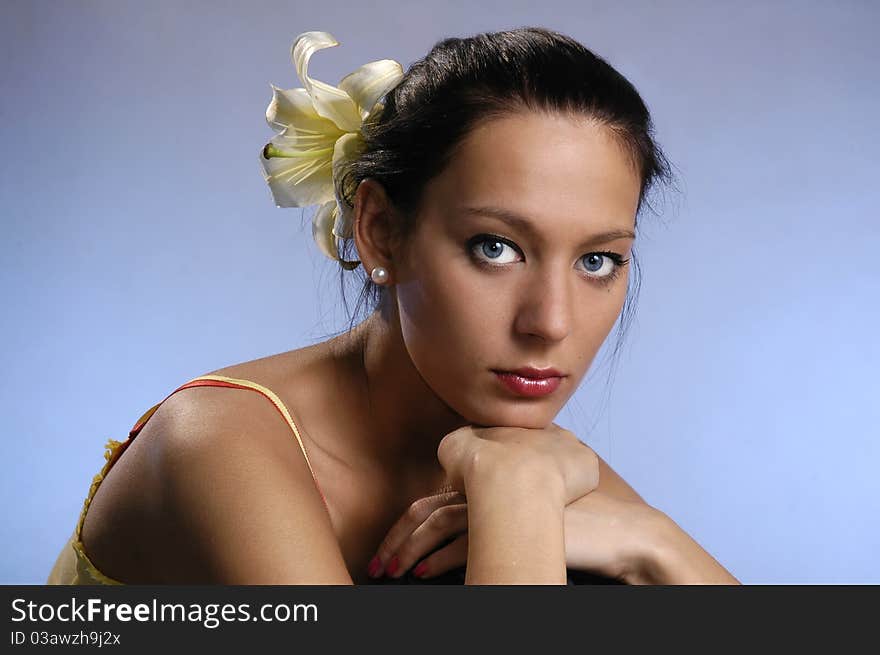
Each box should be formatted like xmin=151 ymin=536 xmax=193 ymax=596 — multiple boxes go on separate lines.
xmin=259 ymin=133 xmax=334 ymax=207
xmin=312 ymin=200 xmax=340 ymax=262
xmin=338 ymin=59 xmax=404 ymax=119
xmin=292 ymin=31 xmax=362 ymax=133
xmin=330 ymin=132 xmax=364 ymax=238
xmin=266 ymin=85 xmax=345 ymax=141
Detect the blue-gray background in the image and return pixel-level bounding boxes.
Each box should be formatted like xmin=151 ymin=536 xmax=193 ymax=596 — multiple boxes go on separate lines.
xmin=2 ymin=0 xmax=877 ymax=584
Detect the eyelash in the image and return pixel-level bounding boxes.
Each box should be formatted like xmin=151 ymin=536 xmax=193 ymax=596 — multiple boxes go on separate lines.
xmin=466 ymin=233 xmax=630 ymax=287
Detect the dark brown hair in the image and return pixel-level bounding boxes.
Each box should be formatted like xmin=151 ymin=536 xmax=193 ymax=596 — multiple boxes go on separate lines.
xmin=331 ymin=26 xmax=674 ymax=352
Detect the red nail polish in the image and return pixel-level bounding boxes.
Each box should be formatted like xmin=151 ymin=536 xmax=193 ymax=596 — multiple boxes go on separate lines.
xmin=386 ymin=555 xmax=400 ymax=576
xmin=412 ymin=562 xmax=428 ymax=578
xmin=367 ymin=555 xmax=382 ymax=578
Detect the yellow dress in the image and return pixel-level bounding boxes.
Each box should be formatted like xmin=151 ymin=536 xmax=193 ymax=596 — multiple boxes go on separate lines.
xmin=46 ymin=374 xmax=327 ymax=585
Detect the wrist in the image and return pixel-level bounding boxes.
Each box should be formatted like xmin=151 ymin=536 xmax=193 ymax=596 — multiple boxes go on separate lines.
xmin=464 ymin=449 xmax=566 ymax=504
xmin=463 ymin=451 xmax=567 ymax=584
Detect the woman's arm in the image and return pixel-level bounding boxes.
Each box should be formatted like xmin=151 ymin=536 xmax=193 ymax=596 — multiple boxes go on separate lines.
xmin=626 ymin=512 xmax=741 ymax=585
xmin=366 ymin=441 xmax=739 ymax=585
xmin=577 ymin=454 xmax=740 ymax=585
xmin=463 ymin=453 xmax=568 ymax=584
xmin=435 ymin=424 xmax=600 ymax=585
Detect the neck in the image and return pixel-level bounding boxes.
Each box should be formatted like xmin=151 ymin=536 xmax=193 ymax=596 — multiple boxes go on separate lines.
xmin=329 ymin=306 xmax=470 ymax=490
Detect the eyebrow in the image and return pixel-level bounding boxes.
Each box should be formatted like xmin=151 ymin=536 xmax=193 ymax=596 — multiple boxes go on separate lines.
xmin=459 ymin=205 xmax=635 ymax=247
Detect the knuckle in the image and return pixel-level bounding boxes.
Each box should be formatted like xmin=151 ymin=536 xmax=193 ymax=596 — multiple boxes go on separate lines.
xmin=441 ymin=425 xmax=472 ymax=446
xmin=558 ymin=427 xmax=579 ymax=443
xmin=581 ymin=443 xmax=599 ymax=468
xmin=437 ymin=433 xmax=453 ymax=453
xmin=577 ymin=436 xmax=597 ymax=454
xmin=438 ymin=427 xmax=471 ymax=460
xmin=429 ymin=505 xmax=457 ymax=531
xmin=550 ymin=422 xmax=571 ymax=437
xmin=438 ymin=490 xmax=465 ymax=503
xmin=406 ymin=499 xmax=428 ymax=522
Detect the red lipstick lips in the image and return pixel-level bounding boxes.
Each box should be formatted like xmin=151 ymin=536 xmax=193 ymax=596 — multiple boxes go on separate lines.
xmin=492 ymin=366 xmax=565 ymax=397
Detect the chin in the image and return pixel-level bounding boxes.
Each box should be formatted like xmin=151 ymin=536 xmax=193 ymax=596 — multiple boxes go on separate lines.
xmin=455 ymin=398 xmax=559 ymax=430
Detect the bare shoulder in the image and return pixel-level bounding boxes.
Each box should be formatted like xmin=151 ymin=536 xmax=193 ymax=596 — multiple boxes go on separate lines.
xmin=148 ymin=385 xmax=353 ymax=583
xmin=595 ymin=453 xmax=648 ymax=505
xmin=83 ymin=381 xmax=353 ymax=584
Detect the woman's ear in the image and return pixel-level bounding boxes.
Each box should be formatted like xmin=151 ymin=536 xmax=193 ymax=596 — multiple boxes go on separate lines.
xmin=352 ymin=178 xmax=399 ymax=279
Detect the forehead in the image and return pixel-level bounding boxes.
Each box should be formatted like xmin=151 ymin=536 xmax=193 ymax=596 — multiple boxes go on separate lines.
xmin=424 ymin=111 xmax=641 ymax=228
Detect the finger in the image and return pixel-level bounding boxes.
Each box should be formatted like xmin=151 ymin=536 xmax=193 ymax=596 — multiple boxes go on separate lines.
xmin=412 ymin=533 xmax=469 ymax=580
xmin=387 ymin=503 xmax=468 ymax=578
xmin=371 ymin=491 xmax=465 ymax=576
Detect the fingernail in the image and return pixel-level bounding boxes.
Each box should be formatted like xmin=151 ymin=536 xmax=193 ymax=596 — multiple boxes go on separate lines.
xmin=386 ymin=555 xmax=400 ymax=577
xmin=367 ymin=555 xmax=383 ymax=578
xmin=412 ymin=561 xmax=428 ymax=578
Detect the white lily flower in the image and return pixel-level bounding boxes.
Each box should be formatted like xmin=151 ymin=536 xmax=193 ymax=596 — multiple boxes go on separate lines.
xmin=260 ymin=31 xmax=404 ymax=268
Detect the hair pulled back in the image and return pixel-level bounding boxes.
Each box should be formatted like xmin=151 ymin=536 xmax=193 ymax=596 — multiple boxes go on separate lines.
xmin=332 ymin=26 xmax=673 ymax=330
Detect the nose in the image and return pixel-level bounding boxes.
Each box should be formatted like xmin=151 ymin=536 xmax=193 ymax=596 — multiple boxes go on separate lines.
xmin=513 ymin=264 xmax=573 ymax=343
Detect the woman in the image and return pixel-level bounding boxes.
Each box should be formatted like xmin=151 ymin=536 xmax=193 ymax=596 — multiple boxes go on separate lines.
xmin=48 ymin=27 xmax=739 ymax=585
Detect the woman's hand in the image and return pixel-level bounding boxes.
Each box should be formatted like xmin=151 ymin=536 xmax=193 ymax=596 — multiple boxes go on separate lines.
xmin=437 ymin=423 xmax=600 ymax=504
xmin=368 ymin=489 xmax=469 ymax=580
xmin=368 ymin=423 xmax=612 ymax=581
xmin=368 ymin=485 xmax=662 ymax=582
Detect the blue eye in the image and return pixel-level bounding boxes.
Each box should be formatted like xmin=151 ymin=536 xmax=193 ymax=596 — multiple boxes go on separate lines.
xmin=584 ymin=254 xmax=602 ymax=271
xmin=578 ymin=252 xmax=629 ymax=284
xmin=581 ymin=253 xmax=613 ymax=276
xmin=468 ymin=234 xmax=521 ymax=265
xmin=481 ymin=240 xmax=505 ymax=259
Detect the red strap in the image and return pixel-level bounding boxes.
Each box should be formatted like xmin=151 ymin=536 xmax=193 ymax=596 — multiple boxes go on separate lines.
xmin=128 ymin=379 xmax=241 ymax=437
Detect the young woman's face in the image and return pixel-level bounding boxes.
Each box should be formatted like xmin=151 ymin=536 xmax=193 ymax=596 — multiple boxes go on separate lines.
xmin=392 ymin=111 xmax=642 ymax=428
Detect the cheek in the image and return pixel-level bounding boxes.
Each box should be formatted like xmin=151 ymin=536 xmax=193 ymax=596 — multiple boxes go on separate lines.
xmin=396 ymin=261 xmax=508 ymax=370
xmin=576 ymin=279 xmax=629 ymax=358
xmin=554 ymin=272 xmax=628 ymax=377
xmin=595 ymin=280 xmax=628 ymax=329
xmin=397 ymin=270 xmax=529 ymax=424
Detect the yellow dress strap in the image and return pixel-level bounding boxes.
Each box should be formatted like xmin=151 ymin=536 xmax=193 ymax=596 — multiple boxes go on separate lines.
xmin=188 ymin=375 xmax=322 ymax=496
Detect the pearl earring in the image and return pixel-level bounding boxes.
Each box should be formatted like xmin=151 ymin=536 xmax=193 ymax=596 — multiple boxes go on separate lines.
xmin=370 ymin=266 xmax=389 ymax=285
